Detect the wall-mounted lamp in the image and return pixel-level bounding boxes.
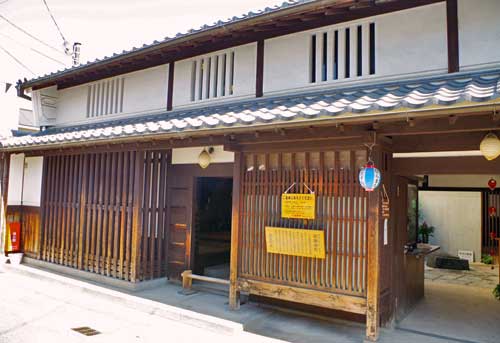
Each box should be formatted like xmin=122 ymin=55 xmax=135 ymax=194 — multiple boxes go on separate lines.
xmin=480 ymin=132 xmax=500 ymax=161
xmin=198 ymin=147 xmax=214 ymax=169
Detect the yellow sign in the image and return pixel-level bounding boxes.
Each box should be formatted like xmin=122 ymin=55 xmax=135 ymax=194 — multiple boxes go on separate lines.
xmin=265 ymin=226 xmax=325 ymax=259
xmin=281 ymin=193 xmax=316 ymax=219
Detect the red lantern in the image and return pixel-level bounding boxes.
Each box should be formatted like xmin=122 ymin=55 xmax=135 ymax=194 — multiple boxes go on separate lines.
xmin=490 ymin=231 xmax=497 ymax=240
xmin=488 ymin=178 xmax=497 ymax=191
xmin=489 ymin=206 xmax=497 ymax=217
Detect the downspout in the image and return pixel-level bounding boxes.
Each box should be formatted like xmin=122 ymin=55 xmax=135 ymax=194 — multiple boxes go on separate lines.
xmin=16 ymin=79 xmax=31 ymax=101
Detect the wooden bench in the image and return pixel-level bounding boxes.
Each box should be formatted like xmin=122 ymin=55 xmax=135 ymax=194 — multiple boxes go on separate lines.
xmin=181 ymin=270 xmax=229 ymax=292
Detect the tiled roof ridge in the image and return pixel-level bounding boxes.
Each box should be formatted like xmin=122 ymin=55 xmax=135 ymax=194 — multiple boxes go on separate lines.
xmin=4 ymin=69 xmax=499 ymax=149
xmin=20 ymin=0 xmax=313 ymax=87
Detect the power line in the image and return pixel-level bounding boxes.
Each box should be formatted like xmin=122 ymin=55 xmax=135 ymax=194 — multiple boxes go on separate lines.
xmin=0 ymin=13 xmax=66 ymax=56
xmin=41 ymin=0 xmax=68 ymax=46
xmin=0 ymin=31 xmax=67 ymax=66
xmin=0 ymin=44 xmax=35 ymax=75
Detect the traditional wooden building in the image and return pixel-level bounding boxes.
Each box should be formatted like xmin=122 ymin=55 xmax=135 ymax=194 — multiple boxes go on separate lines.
xmin=2 ymin=0 xmax=500 ymax=341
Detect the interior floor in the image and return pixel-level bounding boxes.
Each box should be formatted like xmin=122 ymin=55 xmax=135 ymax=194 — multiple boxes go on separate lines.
xmin=194 ymin=177 xmax=232 ymax=277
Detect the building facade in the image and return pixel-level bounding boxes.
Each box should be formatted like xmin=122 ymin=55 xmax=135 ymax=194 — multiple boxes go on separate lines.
xmin=2 ymin=0 xmax=500 ymax=341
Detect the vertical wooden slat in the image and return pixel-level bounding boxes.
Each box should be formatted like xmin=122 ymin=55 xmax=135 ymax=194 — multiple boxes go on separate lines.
xmin=229 ymin=151 xmax=243 ymax=309
xmin=149 ymin=152 xmax=159 ymax=280
xmin=131 ymin=151 xmax=145 ymax=282
xmin=78 ymin=154 xmax=88 ymax=269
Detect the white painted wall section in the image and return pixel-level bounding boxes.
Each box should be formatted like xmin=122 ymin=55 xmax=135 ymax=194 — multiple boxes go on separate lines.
xmin=420 ymin=191 xmax=481 ymax=262
xmin=458 ymin=0 xmax=500 ymax=69
xmin=22 ymin=157 xmax=43 ymax=207
xmin=7 ymin=154 xmax=24 ymax=206
xmin=172 ymin=146 xmax=234 ymax=165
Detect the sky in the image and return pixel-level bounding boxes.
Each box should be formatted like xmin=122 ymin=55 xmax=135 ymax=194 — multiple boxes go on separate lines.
xmin=0 ymin=0 xmax=280 ymax=134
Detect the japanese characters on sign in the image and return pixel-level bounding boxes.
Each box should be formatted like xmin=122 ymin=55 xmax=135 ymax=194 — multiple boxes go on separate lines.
xmin=281 ymin=193 xmax=316 ymax=220
xmin=265 ymin=226 xmax=325 ymax=259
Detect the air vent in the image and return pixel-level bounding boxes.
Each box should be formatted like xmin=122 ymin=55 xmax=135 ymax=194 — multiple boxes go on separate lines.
xmin=71 ymin=327 xmax=101 ymax=336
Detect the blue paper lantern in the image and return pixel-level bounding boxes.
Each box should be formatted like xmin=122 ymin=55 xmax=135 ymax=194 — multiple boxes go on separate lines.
xmin=359 ymin=162 xmax=381 ymax=192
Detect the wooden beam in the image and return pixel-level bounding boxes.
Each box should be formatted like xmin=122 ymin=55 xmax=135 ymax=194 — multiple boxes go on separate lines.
xmin=255 ymin=40 xmax=265 ymax=98
xmin=393 ymin=155 xmax=500 ymax=175
xmin=229 ymin=152 xmax=242 ymax=309
xmin=446 ymin=0 xmax=459 ymax=73
xmin=238 ymin=279 xmax=367 ymax=315
xmin=366 ymin=147 xmax=382 ymax=341
xmin=391 ymin=131 xmax=487 ymax=152
xmin=167 ymin=61 xmax=175 ymax=111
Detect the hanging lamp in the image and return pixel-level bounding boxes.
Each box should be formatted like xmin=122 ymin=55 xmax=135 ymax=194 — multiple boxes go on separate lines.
xmin=480 ymin=132 xmax=500 ymax=161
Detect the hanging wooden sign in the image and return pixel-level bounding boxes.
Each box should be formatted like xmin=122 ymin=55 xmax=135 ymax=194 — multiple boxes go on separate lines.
xmin=281 ymin=193 xmax=316 ymax=220
xmin=265 ymin=226 xmax=325 ymax=259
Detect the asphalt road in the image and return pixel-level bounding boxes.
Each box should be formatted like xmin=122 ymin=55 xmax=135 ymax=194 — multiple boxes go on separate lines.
xmin=0 ymin=270 xmax=277 ymax=343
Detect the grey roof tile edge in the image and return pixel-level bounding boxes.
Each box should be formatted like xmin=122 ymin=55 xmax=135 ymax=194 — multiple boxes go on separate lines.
xmin=4 ymin=70 xmax=500 ymax=149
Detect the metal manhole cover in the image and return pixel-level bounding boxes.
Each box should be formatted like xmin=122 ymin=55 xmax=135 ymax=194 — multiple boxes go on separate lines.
xmin=71 ymin=327 xmax=101 ymax=336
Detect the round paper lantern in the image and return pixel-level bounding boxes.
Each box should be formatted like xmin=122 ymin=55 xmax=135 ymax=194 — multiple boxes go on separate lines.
xmin=488 ymin=178 xmax=497 ymax=191
xmin=489 ymin=206 xmax=497 ymax=217
xmin=359 ymin=162 xmax=381 ymax=192
xmin=480 ymin=133 xmax=500 ymax=161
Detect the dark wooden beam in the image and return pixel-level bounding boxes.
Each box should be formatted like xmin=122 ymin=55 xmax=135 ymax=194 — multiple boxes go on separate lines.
xmin=393 ymin=156 xmax=500 ymax=175
xmin=167 ymin=61 xmax=175 ymax=111
xmin=255 ymin=40 xmax=265 ymax=98
xmin=392 ymin=131 xmax=487 ymax=152
xmin=446 ymin=0 xmax=459 ymax=73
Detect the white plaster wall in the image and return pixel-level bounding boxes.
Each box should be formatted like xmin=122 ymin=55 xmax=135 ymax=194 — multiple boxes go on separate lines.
xmin=420 ymin=191 xmax=481 ymax=262
xmin=7 ymin=154 xmax=24 ymax=206
xmin=173 ymin=43 xmax=256 ymax=107
xmin=54 ymin=65 xmax=168 ymax=126
xmin=172 ymin=146 xmax=234 ymax=164
xmin=429 ymin=175 xmax=500 ymax=188
xmin=22 ymin=157 xmax=43 ymax=207
xmin=264 ymin=3 xmax=447 ymax=94
xmin=458 ymin=0 xmax=500 ymax=69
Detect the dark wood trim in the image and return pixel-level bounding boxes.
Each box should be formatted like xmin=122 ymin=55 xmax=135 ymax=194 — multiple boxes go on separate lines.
xmin=1 ymin=153 xmax=10 ymax=210
xmin=130 ymin=151 xmax=145 ymax=282
xmin=255 ymin=40 xmax=265 ymax=98
xmin=420 ymin=186 xmax=500 ymax=193
xmin=167 ymin=61 xmax=175 ymax=111
xmin=446 ymin=0 xmax=459 ymax=73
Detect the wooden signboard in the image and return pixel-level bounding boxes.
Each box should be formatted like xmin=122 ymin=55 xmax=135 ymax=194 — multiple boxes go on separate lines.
xmin=281 ymin=193 xmax=316 ymax=220
xmin=265 ymin=226 xmax=325 ymax=259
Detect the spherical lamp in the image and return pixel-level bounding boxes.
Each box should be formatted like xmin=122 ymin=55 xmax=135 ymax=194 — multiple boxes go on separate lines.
xmin=359 ymin=161 xmax=381 ymax=192
xmin=488 ymin=178 xmax=497 ymax=191
xmin=198 ymin=148 xmax=211 ymax=169
xmin=480 ymin=132 xmax=500 ymax=161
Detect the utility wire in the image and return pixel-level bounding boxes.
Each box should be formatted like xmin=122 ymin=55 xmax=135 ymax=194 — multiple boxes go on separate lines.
xmin=0 ymin=31 xmax=66 ymax=66
xmin=0 ymin=44 xmax=35 ymax=75
xmin=0 ymin=13 xmax=66 ymax=56
xmin=41 ymin=0 xmax=67 ymax=46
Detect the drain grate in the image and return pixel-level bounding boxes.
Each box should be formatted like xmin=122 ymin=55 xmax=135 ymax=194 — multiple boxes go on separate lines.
xmin=71 ymin=327 xmax=101 ymax=336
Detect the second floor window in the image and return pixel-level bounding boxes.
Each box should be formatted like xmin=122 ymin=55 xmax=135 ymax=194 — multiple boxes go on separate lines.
xmin=310 ymin=22 xmax=375 ymax=84
xmin=190 ymin=51 xmax=235 ymax=102
xmin=86 ymin=77 xmax=125 ymax=118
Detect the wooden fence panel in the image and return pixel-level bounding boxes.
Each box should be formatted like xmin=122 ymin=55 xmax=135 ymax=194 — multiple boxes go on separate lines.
xmin=239 ymin=151 xmax=368 ymax=297
xmin=39 ymin=150 xmax=169 ymax=281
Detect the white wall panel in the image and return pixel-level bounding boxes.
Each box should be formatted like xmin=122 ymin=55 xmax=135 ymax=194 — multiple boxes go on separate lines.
xmin=22 ymin=157 xmax=43 ymax=207
xmin=7 ymin=154 xmax=24 ymax=206
xmin=172 ymin=146 xmax=234 ymax=165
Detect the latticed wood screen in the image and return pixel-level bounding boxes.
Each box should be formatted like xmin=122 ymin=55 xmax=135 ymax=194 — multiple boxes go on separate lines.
xmin=239 ymin=150 xmax=368 ymax=297
xmin=40 ymin=150 xmax=169 ymax=281
xmin=483 ymin=191 xmax=500 ymax=256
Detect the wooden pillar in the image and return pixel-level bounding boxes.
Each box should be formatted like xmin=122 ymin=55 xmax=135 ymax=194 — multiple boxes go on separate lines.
xmin=167 ymin=62 xmax=175 ymax=111
xmin=255 ymin=40 xmax=265 ymax=98
xmin=131 ymin=150 xmax=145 ymax=282
xmin=446 ymin=0 xmax=459 ymax=73
xmin=0 ymin=153 xmax=10 ymax=255
xmin=77 ymin=155 xmax=88 ymax=268
xmin=229 ymin=151 xmax=242 ymax=309
xmin=366 ymin=148 xmax=382 ymax=341
xmin=37 ymin=157 xmax=48 ymax=260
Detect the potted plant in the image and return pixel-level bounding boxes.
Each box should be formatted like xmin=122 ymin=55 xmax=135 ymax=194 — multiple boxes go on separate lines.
xmin=482 ymin=254 xmax=494 ymax=265
xmin=418 ymin=222 xmax=435 ymax=244
xmin=494 ymin=284 xmax=500 ymax=301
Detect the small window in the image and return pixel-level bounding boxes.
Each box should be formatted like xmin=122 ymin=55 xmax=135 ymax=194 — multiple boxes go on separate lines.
xmin=309 ymin=22 xmax=376 ymax=84
xmin=86 ymin=76 xmax=124 ymax=118
xmin=190 ymin=51 xmax=235 ymax=101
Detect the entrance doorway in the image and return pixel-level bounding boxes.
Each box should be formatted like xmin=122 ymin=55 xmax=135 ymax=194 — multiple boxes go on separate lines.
xmin=193 ymin=177 xmax=232 ymax=279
